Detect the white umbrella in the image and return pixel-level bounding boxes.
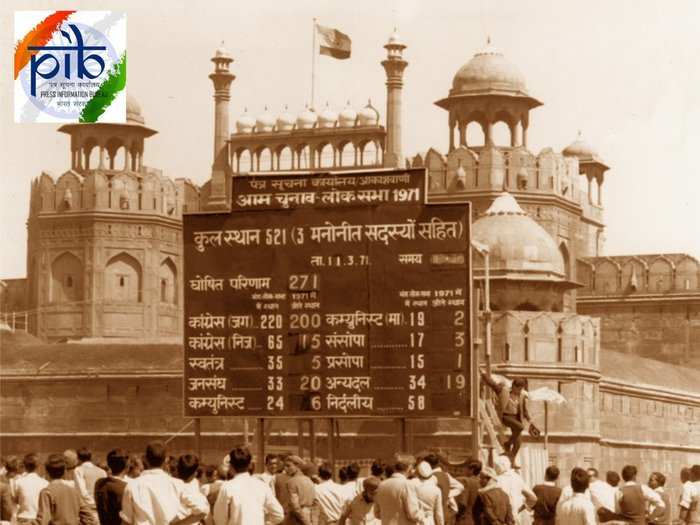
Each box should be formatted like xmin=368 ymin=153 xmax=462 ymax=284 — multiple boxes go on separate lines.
xmin=527 ymin=387 xmax=567 ymax=451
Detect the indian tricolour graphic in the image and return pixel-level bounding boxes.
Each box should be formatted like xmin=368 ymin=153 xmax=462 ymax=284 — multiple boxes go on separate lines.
xmin=14 ymin=11 xmax=126 ymax=123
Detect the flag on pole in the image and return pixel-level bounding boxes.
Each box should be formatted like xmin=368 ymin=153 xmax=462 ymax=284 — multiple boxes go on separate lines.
xmin=317 ymin=24 xmax=351 ymax=59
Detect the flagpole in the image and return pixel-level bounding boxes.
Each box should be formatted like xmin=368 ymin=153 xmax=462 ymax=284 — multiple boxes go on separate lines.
xmin=311 ymin=17 xmax=317 ymax=110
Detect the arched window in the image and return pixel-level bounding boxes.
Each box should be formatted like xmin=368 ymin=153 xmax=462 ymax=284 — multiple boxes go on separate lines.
xmin=492 ymin=122 xmax=511 ymax=147
xmin=466 ymin=122 xmax=484 ymax=146
xmin=318 ymin=143 xmax=334 ymax=168
xmin=257 ymin=148 xmax=273 ymax=171
xmin=339 ymin=142 xmax=355 ymax=167
xmin=361 ymin=141 xmax=379 ymax=166
xmin=159 ymin=258 xmax=177 ymax=304
xmin=277 ymin=147 xmax=293 ymax=170
xmin=105 ymin=252 xmax=142 ymax=303
xmin=50 ymin=252 xmax=82 ymax=303
xmin=237 ymin=149 xmax=252 ymax=173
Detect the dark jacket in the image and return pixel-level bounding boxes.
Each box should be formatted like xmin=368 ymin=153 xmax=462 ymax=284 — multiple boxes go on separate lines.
xmin=94 ymin=476 xmax=127 ymax=525
xmin=532 ymin=484 xmax=562 ymax=525
xmin=456 ymin=476 xmax=480 ymax=525
xmin=473 ymin=484 xmax=514 ymax=525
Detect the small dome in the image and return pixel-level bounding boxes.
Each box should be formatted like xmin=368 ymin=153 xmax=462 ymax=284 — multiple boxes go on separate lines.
xmin=358 ymin=99 xmax=379 ymax=127
xmin=256 ymin=106 xmax=275 ymax=133
xmin=126 ymin=94 xmax=144 ymax=124
xmin=451 ymin=39 xmax=527 ymax=96
xmin=472 ymin=193 xmax=565 ymax=279
xmin=214 ymin=41 xmax=231 ymax=59
xmin=338 ymin=102 xmax=357 ymax=127
xmin=276 ymin=105 xmax=295 ymax=131
xmin=562 ymin=132 xmax=598 ymax=159
xmin=236 ymin=108 xmax=255 ymax=134
xmin=296 ymin=105 xmax=317 ymax=130
xmin=387 ymin=28 xmax=404 ymax=47
xmin=318 ymin=103 xmax=338 ymax=129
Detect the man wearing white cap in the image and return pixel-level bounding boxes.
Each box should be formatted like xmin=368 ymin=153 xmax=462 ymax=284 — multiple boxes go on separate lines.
xmin=413 ymin=461 xmax=444 ymax=525
xmin=494 ymin=456 xmax=536 ymax=525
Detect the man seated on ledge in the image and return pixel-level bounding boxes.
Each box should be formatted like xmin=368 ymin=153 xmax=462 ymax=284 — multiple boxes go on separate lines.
xmin=480 ymin=371 xmax=540 ymax=466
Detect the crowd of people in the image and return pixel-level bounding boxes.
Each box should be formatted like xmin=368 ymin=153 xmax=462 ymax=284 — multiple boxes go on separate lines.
xmin=0 ymin=442 xmax=698 ymax=525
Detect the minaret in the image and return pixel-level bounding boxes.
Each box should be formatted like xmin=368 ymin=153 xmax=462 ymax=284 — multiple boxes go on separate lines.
xmin=207 ymin=43 xmax=235 ymax=209
xmin=381 ymin=29 xmax=408 ymax=168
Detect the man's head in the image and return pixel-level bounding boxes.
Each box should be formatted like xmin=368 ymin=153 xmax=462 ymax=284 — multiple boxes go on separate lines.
xmin=681 ymin=467 xmax=691 ymax=483
xmin=284 ymin=455 xmax=304 ymax=476
xmin=128 ymin=454 xmax=144 ymax=478
xmin=587 ymin=468 xmax=599 ymax=481
xmin=392 ymin=453 xmax=416 ymax=474
xmin=362 ymin=476 xmax=380 ymax=502
xmin=545 ymin=466 xmax=560 ymax=482
xmin=571 ymin=467 xmax=589 ymax=494
xmin=606 ymin=471 xmax=620 ymax=487
xmin=494 ymin=454 xmax=511 ymax=475
xmin=338 ymin=466 xmax=348 ymax=483
xmin=691 ymin=465 xmax=700 ymax=482
xmin=479 ymin=466 xmax=498 ymax=488
xmin=318 ymin=462 xmax=333 ymax=481
xmin=621 ymin=465 xmax=637 ymax=483
xmin=4 ymin=456 xmax=21 ymax=477
xmin=45 ymin=454 xmax=66 ymax=480
xmin=370 ymin=459 xmax=384 ymax=478
xmin=228 ymin=446 xmax=252 ymax=474
xmin=204 ymin=464 xmax=219 ymax=482
xmin=467 ymin=459 xmax=483 ymax=477
xmin=346 ymin=462 xmax=360 ymax=481
xmin=144 ymin=441 xmax=167 ymax=469
xmin=106 ymin=448 xmax=128 ymax=477
xmin=63 ymin=450 xmax=78 ymax=471
xmin=76 ymin=447 xmax=92 ymax=464
xmin=177 ymin=454 xmax=200 ymax=482
xmin=423 ymin=453 xmax=440 ymax=469
xmin=648 ymin=472 xmax=665 ymax=489
xmin=23 ymin=453 xmax=40 ymax=473
xmin=511 ymin=378 xmax=527 ymax=395
xmin=264 ymin=454 xmax=278 ymax=475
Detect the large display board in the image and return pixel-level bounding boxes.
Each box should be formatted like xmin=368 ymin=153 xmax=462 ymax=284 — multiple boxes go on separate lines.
xmin=183 ymin=168 xmax=472 ymax=418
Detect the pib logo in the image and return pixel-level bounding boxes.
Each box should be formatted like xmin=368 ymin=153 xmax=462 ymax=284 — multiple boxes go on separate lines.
xmin=14 ymin=11 xmax=126 ymax=123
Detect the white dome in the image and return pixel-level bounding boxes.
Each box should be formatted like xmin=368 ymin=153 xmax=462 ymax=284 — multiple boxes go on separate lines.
xmin=318 ymin=104 xmax=338 ymax=129
xmin=235 ymin=108 xmax=255 ymax=134
xmin=338 ymin=102 xmax=357 ymax=127
xmin=358 ymin=100 xmax=379 ymax=126
xmin=296 ymin=106 xmax=317 ymax=130
xmin=276 ymin=105 xmax=295 ymax=131
xmin=256 ymin=106 xmax=275 ymax=133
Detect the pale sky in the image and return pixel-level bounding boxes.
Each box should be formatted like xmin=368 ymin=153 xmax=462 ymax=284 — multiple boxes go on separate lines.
xmin=1 ymin=0 xmax=699 ymax=278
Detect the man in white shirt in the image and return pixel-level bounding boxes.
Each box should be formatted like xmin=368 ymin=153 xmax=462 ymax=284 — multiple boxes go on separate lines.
xmin=680 ymin=465 xmax=700 ymax=525
xmin=555 ymin=468 xmax=596 ymax=525
xmin=494 ymin=455 xmax=536 ymax=525
xmin=585 ymin=469 xmax=607 ymax=510
xmin=15 ymin=453 xmax=48 ymax=522
xmin=315 ymin=462 xmax=350 ymax=525
xmin=255 ymin=454 xmax=279 ymax=497
xmin=212 ymin=445 xmax=284 ymax=525
xmin=120 ymin=441 xmax=208 ymax=525
xmin=373 ymin=453 xmax=422 ymax=525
